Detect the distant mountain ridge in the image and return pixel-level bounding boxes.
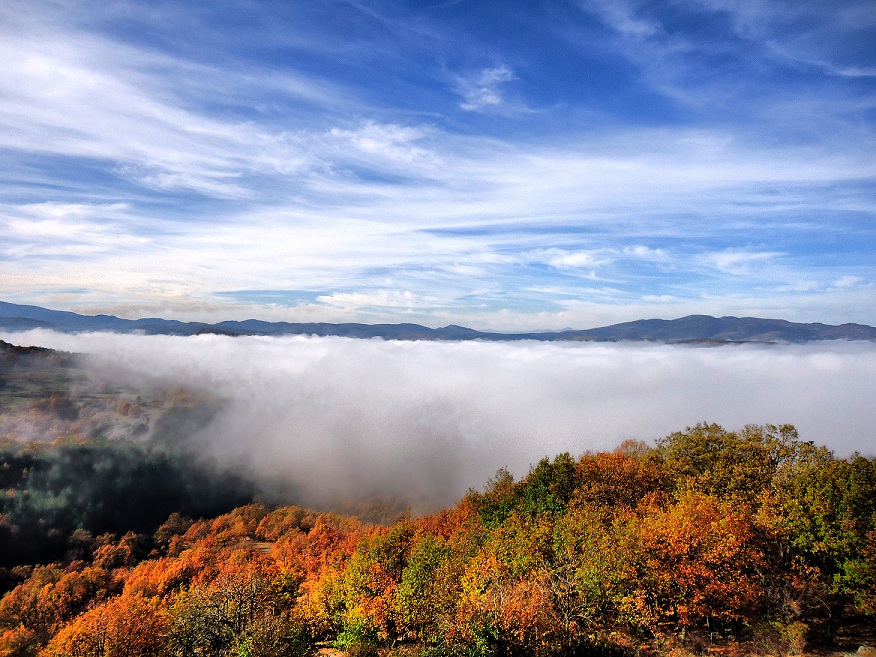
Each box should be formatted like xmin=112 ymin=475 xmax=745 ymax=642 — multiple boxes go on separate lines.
xmin=1 ymin=300 xmax=874 ymax=344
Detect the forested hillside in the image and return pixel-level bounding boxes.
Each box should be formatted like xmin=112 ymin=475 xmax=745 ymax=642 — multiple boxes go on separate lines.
xmin=1 ymin=424 xmax=874 ymax=657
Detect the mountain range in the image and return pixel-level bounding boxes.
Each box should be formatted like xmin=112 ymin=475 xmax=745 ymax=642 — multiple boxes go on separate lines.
xmin=1 ymin=300 xmax=875 ymax=344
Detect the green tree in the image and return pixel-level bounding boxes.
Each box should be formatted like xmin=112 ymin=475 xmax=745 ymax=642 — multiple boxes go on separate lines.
xmin=166 ymin=567 xmax=313 ymax=657
xmin=656 ymin=423 xmax=804 ymax=501
xmin=395 ymin=532 xmax=454 ymax=643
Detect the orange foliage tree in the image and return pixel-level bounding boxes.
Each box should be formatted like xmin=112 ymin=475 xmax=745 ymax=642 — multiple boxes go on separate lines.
xmin=39 ymin=594 xmax=166 ymax=657
xmin=628 ymin=490 xmax=767 ymax=635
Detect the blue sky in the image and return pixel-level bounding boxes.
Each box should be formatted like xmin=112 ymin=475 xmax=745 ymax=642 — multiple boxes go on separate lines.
xmin=1 ymin=0 xmax=874 ymax=329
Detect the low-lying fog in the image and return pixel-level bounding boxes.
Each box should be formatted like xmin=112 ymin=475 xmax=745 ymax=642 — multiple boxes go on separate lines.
xmin=3 ymin=330 xmax=875 ymax=512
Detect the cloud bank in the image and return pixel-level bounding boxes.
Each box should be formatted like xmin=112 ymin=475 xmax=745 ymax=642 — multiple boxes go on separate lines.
xmin=3 ymin=331 xmax=874 ymax=511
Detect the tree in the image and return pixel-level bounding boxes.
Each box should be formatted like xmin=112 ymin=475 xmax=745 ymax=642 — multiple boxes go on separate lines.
xmin=166 ymin=566 xmax=313 ymax=657
xmin=629 ymin=490 xmax=767 ymax=635
xmin=40 ymin=595 xmax=167 ymax=657
xmin=656 ymin=423 xmax=803 ymax=501
xmin=395 ymin=532 xmax=454 ymax=643
xmin=334 ymin=523 xmax=414 ymax=649
xmin=551 ymin=502 xmax=639 ymax=640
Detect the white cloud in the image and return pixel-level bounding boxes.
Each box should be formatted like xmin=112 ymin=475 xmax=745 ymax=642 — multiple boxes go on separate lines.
xmin=0 ymin=25 xmax=318 ymax=198
xmin=641 ymin=294 xmax=679 ymax=302
xmin=316 ymin=290 xmax=441 ymax=310
xmin=579 ymin=0 xmax=660 ymax=39
xmin=702 ymin=249 xmax=784 ymax=275
xmin=457 ymin=65 xmax=516 ymax=112
xmin=2 ymin=332 xmax=873 ymax=510
xmin=528 ymin=248 xmax=612 ymax=270
xmin=556 ymin=287 xmax=624 ymax=302
xmin=329 ymin=122 xmax=436 ymax=166
xmin=832 ymin=66 xmax=876 ymax=78
xmin=833 ymin=275 xmax=863 ymax=288
xmin=1 ymin=202 xmax=151 ymax=258
xmin=624 ymin=245 xmax=669 ymax=260
xmin=776 ymin=281 xmax=821 ymax=293
xmin=549 ymin=251 xmax=600 ymax=268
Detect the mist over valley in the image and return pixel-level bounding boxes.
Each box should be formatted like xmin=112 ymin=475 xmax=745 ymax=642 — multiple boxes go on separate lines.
xmin=2 ymin=330 xmax=873 ymax=513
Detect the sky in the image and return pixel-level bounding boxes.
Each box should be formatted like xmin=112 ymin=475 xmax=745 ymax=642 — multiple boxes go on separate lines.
xmin=4 ymin=330 xmax=875 ymax=509
xmin=1 ymin=0 xmax=875 ymax=330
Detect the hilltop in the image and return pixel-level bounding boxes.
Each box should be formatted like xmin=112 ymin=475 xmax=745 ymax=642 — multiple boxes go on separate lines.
xmin=2 ymin=301 xmax=875 ymax=343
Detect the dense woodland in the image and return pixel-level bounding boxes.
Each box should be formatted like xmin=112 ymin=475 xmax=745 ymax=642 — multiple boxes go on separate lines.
xmin=0 ymin=423 xmax=874 ymax=657
xmin=0 ymin=436 xmax=255 ymax=568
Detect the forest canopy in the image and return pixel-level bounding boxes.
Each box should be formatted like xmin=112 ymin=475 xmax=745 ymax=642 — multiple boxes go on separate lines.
xmin=0 ymin=424 xmax=874 ymax=657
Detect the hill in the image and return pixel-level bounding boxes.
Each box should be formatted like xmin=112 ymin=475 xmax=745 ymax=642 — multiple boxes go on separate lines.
xmin=2 ymin=301 xmax=875 ymax=343
xmin=1 ymin=425 xmax=874 ymax=657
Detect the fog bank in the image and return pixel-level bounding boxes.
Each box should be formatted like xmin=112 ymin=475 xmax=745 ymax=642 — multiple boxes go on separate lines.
xmin=3 ymin=330 xmax=875 ymax=511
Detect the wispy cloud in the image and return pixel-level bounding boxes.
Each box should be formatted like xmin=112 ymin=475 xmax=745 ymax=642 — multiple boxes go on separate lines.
xmin=0 ymin=0 xmax=873 ymax=328
xmin=529 ymin=248 xmax=612 ymax=271
xmin=578 ymin=0 xmax=660 ymax=40
xmin=1 ymin=202 xmax=151 ymax=258
xmin=328 ymin=121 xmax=440 ymax=171
xmin=624 ymin=245 xmax=669 ymax=261
xmin=833 ymin=275 xmax=863 ymax=289
xmin=0 ymin=36 xmax=295 ymax=198
xmin=702 ymin=249 xmax=785 ymax=275
xmin=456 ymin=65 xmax=516 ymax=112
xmin=316 ymin=290 xmax=442 ymax=310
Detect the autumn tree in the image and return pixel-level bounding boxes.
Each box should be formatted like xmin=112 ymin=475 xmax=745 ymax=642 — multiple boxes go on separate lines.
xmin=40 ymin=595 xmax=167 ymax=657
xmin=627 ymin=490 xmax=767 ymax=637
xmin=656 ymin=423 xmax=804 ymax=501
xmin=166 ymin=565 xmax=313 ymax=657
